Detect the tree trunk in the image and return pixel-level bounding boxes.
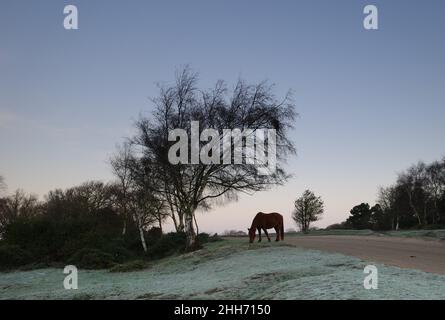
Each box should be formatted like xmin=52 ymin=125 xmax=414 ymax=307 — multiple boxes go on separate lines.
xmin=158 ymin=217 xmax=163 ymax=232
xmin=178 ymin=213 xmax=185 ymax=232
xmin=184 ymin=213 xmax=199 ymax=251
xmin=170 ymin=211 xmax=179 ymax=232
xmin=133 ymin=213 xmax=147 ymax=253
xmin=139 ymin=226 xmax=147 ymax=253
xmin=121 ymin=218 xmax=127 ymax=236
xmin=433 ymin=200 xmax=438 ymax=224
xmin=407 ymin=192 xmax=422 ymax=226
xmin=168 ymin=198 xmax=184 ymax=232
xmin=194 ymin=213 xmax=199 ymax=235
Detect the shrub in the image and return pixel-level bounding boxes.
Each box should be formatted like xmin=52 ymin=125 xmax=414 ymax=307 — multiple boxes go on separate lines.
xmin=0 ymin=245 xmax=33 ymax=270
xmin=325 ymin=222 xmax=352 ymax=230
xmin=3 ymin=217 xmax=61 ymax=259
xmin=2 ymin=208 xmax=144 ymax=266
xmin=101 ymin=241 xmax=135 ymax=263
xmin=68 ymin=248 xmax=115 ymax=269
xmin=208 ymin=233 xmax=223 ymax=243
xmin=146 ymin=232 xmax=187 ymax=259
xmin=197 ymin=233 xmax=222 ymax=244
xmin=223 ymin=230 xmax=247 ymax=236
xmin=196 ymin=233 xmax=210 ymax=244
xmin=423 ymin=224 xmax=445 ymax=230
xmin=109 ymin=260 xmax=148 ymax=272
xmin=145 ymin=227 xmax=163 ymax=243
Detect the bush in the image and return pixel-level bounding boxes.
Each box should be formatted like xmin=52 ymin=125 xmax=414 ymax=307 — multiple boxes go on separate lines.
xmin=100 ymin=239 xmax=136 ymax=263
xmin=3 ymin=217 xmax=62 ymax=259
xmin=208 ymin=233 xmax=223 ymax=242
xmin=196 ymin=233 xmax=210 ymax=244
xmin=0 ymin=245 xmax=33 ymax=270
xmin=325 ymin=222 xmax=352 ymax=230
xmin=197 ymin=233 xmax=222 ymax=244
xmin=2 ymin=208 xmax=145 ymax=267
xmin=109 ymin=260 xmax=148 ymax=272
xmin=422 ymin=224 xmax=445 ymax=230
xmin=145 ymin=227 xmax=163 ymax=243
xmin=146 ymin=232 xmax=186 ymax=259
xmin=68 ymin=248 xmax=116 ymax=269
xmin=105 ymin=245 xmax=135 ymax=263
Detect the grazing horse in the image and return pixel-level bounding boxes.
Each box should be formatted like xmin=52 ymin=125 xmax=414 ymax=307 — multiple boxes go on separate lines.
xmin=248 ymin=212 xmax=284 ymax=243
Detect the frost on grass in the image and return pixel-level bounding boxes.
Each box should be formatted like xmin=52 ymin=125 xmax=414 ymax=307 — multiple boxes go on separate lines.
xmin=1 ymin=240 xmax=445 ymax=300
xmin=295 ymin=228 xmax=445 ymax=240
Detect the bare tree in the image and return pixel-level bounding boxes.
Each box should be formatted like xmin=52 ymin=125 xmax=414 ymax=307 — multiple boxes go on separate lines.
xmin=425 ymin=160 xmax=445 ymax=224
xmin=377 ymin=186 xmax=399 ymax=230
xmin=126 ymin=189 xmax=157 ymax=252
xmin=0 ymin=189 xmax=41 ymax=236
xmin=131 ymin=67 xmax=297 ymax=250
xmin=345 ymin=157 xmax=445 ymax=230
xmin=292 ymin=190 xmax=324 ymax=233
xmin=110 ymin=142 xmax=169 ymax=252
xmin=397 ymin=162 xmax=429 ymax=226
xmin=66 ymin=181 xmax=113 ymax=213
xmin=110 ymin=142 xmax=134 ymax=235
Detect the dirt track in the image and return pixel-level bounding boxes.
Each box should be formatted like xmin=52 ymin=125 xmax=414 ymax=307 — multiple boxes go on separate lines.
xmin=285 ymin=235 xmax=445 ymax=275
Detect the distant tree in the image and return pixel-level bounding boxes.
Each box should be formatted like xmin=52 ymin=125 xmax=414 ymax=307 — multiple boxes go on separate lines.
xmin=71 ymin=181 xmax=114 ymax=212
xmin=110 ymin=142 xmax=169 ymax=251
xmin=223 ymin=230 xmax=247 ymax=237
xmin=397 ymin=162 xmax=429 ymax=226
xmin=126 ymin=188 xmax=163 ymax=252
xmin=325 ymin=222 xmax=351 ymax=230
xmin=110 ymin=142 xmax=134 ymax=235
xmin=377 ymin=186 xmax=400 ymax=230
xmin=47 ymin=181 xmax=113 ymax=215
xmin=425 ymin=160 xmax=445 ymax=224
xmin=292 ymin=190 xmax=324 ymax=233
xmin=0 ymin=190 xmax=41 ymax=237
xmin=369 ymin=204 xmax=391 ymax=230
xmin=346 ymin=203 xmax=372 ymax=229
xmin=345 ymin=203 xmax=391 ymax=230
xmin=339 ymin=157 xmax=445 ymax=231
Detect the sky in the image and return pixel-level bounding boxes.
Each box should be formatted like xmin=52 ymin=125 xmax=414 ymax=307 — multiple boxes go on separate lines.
xmin=1 ymin=0 xmax=444 ymax=233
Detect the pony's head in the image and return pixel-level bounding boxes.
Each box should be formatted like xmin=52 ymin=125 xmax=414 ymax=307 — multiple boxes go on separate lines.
xmin=248 ymin=227 xmax=256 ymax=243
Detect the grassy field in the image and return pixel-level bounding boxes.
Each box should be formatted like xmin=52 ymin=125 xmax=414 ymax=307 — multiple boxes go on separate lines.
xmin=2 ymin=237 xmax=445 ymax=300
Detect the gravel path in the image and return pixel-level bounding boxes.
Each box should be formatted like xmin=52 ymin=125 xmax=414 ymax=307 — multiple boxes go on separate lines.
xmin=286 ymin=235 xmax=445 ymax=275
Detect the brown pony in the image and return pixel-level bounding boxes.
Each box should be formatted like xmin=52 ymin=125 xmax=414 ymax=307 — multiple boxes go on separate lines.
xmin=248 ymin=212 xmax=284 ymax=243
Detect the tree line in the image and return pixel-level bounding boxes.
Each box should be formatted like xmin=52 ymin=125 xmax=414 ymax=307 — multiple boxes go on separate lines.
xmin=336 ymin=158 xmax=445 ymax=230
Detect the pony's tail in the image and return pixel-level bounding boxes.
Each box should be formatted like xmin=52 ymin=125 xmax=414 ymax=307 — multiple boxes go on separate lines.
xmin=281 ymin=219 xmax=284 ymax=241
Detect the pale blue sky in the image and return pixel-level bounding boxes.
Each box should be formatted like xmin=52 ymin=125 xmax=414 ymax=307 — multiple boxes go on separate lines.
xmin=1 ymin=0 xmax=444 ymax=232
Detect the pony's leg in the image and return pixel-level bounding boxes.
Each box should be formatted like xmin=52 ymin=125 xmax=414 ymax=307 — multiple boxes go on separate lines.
xmin=257 ymin=227 xmax=262 ymax=242
xmin=274 ymin=227 xmax=280 ymax=241
xmin=263 ymin=228 xmax=271 ymax=242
